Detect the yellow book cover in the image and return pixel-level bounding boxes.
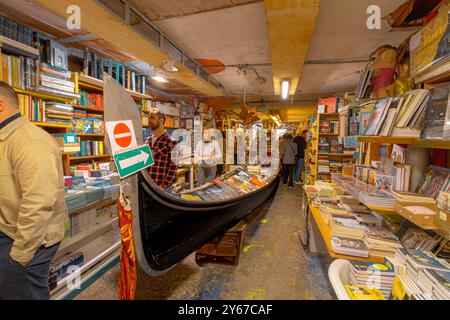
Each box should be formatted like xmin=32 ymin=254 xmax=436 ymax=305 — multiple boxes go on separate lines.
xmin=1 ymin=54 xmax=9 ymax=85
xmin=98 ymin=141 xmax=104 ymax=156
xmin=391 ymin=276 xmax=413 ymax=300
xmin=181 ymin=194 xmax=202 ymax=201
xmin=345 ymin=285 xmax=385 ymax=300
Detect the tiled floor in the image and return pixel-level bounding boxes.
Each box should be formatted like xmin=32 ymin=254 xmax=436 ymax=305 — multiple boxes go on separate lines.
xmin=76 ymin=184 xmax=335 ymax=300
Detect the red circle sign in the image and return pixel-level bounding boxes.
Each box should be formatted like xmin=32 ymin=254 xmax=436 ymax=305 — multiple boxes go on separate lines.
xmin=113 ymin=122 xmax=132 ymax=148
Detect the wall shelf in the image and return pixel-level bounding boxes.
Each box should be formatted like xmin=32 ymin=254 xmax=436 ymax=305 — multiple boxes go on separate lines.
xmin=73 ymin=105 xmax=104 ymax=114
xmin=358 ymin=136 xmax=417 ymax=145
xmin=0 ymin=35 xmax=39 ymax=56
xmin=32 ymin=121 xmax=71 ymax=129
xmin=13 ymin=88 xmax=76 ymax=103
xmin=69 ymin=155 xmax=111 ymax=161
xmin=415 ymin=139 xmax=450 ymax=150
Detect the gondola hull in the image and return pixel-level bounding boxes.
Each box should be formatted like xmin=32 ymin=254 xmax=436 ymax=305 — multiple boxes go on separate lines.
xmin=138 ymin=172 xmax=280 ymax=272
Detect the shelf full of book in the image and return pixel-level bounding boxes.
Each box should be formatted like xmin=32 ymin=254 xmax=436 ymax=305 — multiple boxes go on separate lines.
xmin=307 ymin=198 xmax=384 ymax=263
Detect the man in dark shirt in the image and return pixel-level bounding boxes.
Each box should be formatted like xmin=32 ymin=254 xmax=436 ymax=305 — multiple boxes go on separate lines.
xmin=145 ymin=109 xmax=177 ymax=190
xmin=293 ymin=130 xmax=307 ymax=184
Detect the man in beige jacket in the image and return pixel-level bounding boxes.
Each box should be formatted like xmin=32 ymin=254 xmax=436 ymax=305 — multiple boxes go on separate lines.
xmin=0 ymin=81 xmax=68 ymax=300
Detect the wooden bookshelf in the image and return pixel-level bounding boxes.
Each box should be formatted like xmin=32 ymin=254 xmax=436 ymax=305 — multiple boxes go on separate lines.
xmin=318 ymin=112 xmax=340 ymax=118
xmin=319 ymin=133 xmax=339 ymax=136
xmin=415 ymin=140 xmax=450 ymax=150
xmin=76 ymin=133 xmax=105 ymax=138
xmin=72 ymin=105 xmax=104 ymax=114
xmin=32 ymin=121 xmax=71 ymax=129
xmin=0 ymin=35 xmax=39 ymax=56
xmin=414 ymin=56 xmax=450 ymax=85
xmin=13 ymin=88 xmax=75 ymax=103
xmin=358 ymin=136 xmax=417 ymax=145
xmin=69 ymin=155 xmax=112 ymax=161
xmin=318 ymin=153 xmax=353 ymax=157
xmin=308 ymin=202 xmax=384 ymax=263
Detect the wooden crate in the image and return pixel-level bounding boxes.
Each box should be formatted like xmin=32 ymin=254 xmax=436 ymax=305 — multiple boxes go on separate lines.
xmin=195 ymin=220 xmax=247 ymax=266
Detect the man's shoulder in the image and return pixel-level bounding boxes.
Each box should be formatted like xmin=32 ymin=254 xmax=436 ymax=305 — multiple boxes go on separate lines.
xmin=12 ymin=121 xmax=57 ymax=146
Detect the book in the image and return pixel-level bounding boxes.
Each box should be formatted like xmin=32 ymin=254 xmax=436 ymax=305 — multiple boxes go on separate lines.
xmin=330 ymin=236 xmax=369 ymax=258
xmin=422 ymin=84 xmax=450 ymax=140
xmin=364 ymin=98 xmax=392 ymax=136
xmin=415 ymin=165 xmax=450 ymax=198
xmin=345 ymin=285 xmax=385 ymax=300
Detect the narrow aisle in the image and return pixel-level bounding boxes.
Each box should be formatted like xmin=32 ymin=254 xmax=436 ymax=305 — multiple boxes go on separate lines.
xmin=76 ymin=185 xmax=334 ymax=300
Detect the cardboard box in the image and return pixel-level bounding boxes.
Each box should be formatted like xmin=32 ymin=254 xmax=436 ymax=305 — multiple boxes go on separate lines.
xmin=436 ymin=209 xmax=450 ymax=234
xmin=394 ymin=201 xmax=438 ymax=229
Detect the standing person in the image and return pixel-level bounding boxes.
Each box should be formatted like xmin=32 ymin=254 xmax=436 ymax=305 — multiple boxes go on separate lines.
xmin=294 ymin=130 xmax=307 ymax=184
xmin=195 ymin=130 xmax=222 ymax=185
xmin=0 ymin=81 xmax=68 ymax=300
xmin=145 ymin=109 xmax=177 ymax=190
xmin=280 ymin=133 xmax=297 ymax=188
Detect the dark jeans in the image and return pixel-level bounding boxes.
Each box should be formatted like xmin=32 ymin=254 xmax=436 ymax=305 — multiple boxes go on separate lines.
xmin=283 ymin=164 xmax=295 ymax=186
xmin=0 ymin=231 xmax=59 ymax=300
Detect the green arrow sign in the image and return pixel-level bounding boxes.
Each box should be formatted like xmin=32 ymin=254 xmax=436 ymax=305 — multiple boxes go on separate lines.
xmin=113 ymin=144 xmax=154 ymax=179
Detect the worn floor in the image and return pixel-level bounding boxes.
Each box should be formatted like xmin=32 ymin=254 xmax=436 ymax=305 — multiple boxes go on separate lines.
xmin=76 ymin=184 xmax=335 ymax=300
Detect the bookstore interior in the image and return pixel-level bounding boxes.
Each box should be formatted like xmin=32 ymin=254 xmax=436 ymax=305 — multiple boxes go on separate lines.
xmin=1 ymin=0 xmax=450 ymax=302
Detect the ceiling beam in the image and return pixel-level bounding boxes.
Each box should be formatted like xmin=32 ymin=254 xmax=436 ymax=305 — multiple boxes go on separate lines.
xmin=37 ymin=0 xmax=224 ymax=97
xmin=264 ymin=0 xmax=321 ymax=95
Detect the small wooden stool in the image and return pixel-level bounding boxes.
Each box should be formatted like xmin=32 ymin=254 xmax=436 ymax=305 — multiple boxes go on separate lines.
xmin=195 ymin=220 xmax=247 ymax=266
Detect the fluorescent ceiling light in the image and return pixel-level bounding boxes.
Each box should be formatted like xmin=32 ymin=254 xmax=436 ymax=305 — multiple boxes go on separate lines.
xmin=152 ymin=76 xmax=169 ymax=83
xmin=281 ymin=80 xmax=289 ymax=100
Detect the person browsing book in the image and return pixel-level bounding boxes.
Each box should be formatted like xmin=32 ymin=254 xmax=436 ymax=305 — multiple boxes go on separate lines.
xmin=280 ymin=134 xmax=297 ymax=188
xmin=195 ymin=130 xmax=222 ymax=186
xmin=145 ymin=109 xmax=177 ymax=190
xmin=0 ymin=81 xmax=68 ymax=300
xmin=293 ymin=130 xmax=307 ymax=184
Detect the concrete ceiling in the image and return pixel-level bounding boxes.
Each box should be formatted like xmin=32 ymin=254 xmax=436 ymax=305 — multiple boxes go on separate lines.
xmin=137 ymin=0 xmax=416 ymax=99
xmin=128 ymin=0 xmax=261 ymax=20
xmin=299 ymin=0 xmax=416 ymax=95
xmin=153 ymin=2 xmax=273 ymax=96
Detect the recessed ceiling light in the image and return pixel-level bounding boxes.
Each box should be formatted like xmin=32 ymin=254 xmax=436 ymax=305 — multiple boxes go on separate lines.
xmin=152 ymin=76 xmax=169 ymax=83
xmin=281 ymin=80 xmax=290 ymax=100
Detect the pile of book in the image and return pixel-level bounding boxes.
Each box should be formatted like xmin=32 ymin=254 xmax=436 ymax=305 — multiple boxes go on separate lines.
xmin=363 ymin=226 xmax=403 ymax=258
xmin=318 ymin=137 xmax=330 ymax=153
xmin=178 ymin=168 xmax=272 ymax=201
xmin=331 ymin=235 xmax=369 ymax=258
xmin=48 ymin=251 xmax=84 ymax=291
xmin=349 ymin=259 xmax=396 ymax=299
xmin=45 ymin=102 xmax=74 ymax=125
xmin=358 ymin=189 xmax=396 ymax=209
xmin=329 ymin=160 xmax=343 ymax=174
xmin=400 ymin=228 xmax=440 ymax=251
xmin=331 ymin=216 xmax=366 ymax=239
xmin=392 ymin=249 xmax=450 ymax=300
xmin=1 ymin=53 xmax=37 ymax=90
xmin=38 ymin=63 xmax=80 ymax=99
xmin=329 ymin=137 xmax=343 ymax=154
xmin=317 ymin=155 xmax=330 ymax=174
xmin=53 ymin=133 xmax=80 ymax=153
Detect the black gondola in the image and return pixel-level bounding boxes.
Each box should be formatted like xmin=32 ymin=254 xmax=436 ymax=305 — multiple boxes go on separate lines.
xmin=137 ymin=170 xmax=280 ymax=272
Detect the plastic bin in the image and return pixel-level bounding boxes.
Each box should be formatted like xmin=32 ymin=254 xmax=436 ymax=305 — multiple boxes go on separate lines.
xmin=328 ymin=259 xmax=352 ymax=300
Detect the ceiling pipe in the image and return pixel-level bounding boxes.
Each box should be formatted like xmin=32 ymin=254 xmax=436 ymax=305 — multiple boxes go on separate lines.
xmin=202 ymin=58 xmax=369 ymax=69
